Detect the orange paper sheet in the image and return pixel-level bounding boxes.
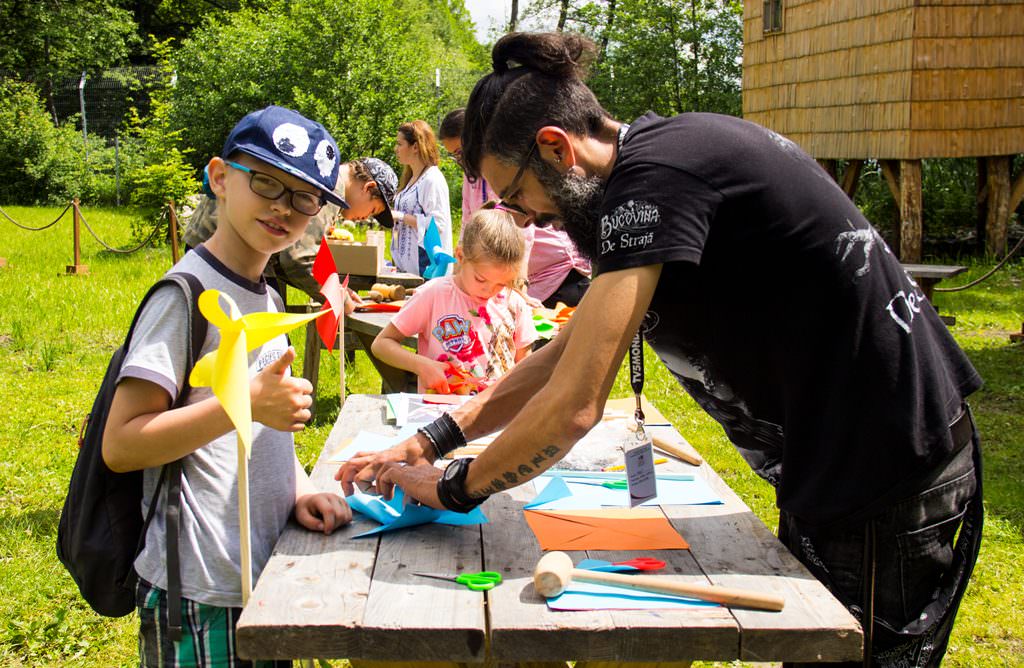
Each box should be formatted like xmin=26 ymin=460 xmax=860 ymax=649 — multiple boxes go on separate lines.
xmin=523 ymin=508 xmax=689 ymax=551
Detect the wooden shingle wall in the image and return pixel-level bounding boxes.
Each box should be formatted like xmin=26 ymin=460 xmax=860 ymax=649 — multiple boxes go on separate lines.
xmin=742 ymin=0 xmax=1024 ymax=160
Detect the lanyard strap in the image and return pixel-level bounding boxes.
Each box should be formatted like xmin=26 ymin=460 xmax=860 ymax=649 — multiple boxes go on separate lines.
xmin=629 ymin=327 xmax=645 ymax=436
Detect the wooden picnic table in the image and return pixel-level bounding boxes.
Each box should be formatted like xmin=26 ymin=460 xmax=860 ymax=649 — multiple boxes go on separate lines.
xmin=236 ymin=394 xmax=862 ymax=665
xmin=345 ymin=311 xmax=418 ymax=393
xmin=346 ymin=270 xmax=424 ymax=292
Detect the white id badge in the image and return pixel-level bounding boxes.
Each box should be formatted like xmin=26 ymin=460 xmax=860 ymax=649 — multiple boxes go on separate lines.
xmin=624 ymin=430 xmax=657 ymax=507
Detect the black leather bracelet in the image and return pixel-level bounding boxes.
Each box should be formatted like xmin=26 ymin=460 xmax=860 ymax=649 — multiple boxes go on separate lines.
xmin=436 ymin=458 xmax=488 ymax=513
xmin=420 ymin=413 xmax=467 ymax=458
xmin=415 ymin=426 xmax=443 ymax=460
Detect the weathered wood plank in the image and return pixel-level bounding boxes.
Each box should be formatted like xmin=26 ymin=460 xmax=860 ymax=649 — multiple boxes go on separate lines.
xmin=666 ymin=463 xmax=862 ymax=663
xmin=237 ymin=396 xmax=390 ymax=660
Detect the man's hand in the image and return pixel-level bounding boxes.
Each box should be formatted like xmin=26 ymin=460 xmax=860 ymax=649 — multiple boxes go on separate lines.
xmin=377 ymin=462 xmax=444 ymax=508
xmin=335 ymin=433 xmax=434 ymax=495
xmin=250 ymin=348 xmax=313 ymax=431
xmin=294 ymin=492 xmax=352 ymax=534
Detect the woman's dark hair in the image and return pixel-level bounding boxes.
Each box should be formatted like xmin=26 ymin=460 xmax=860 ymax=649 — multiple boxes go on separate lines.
xmin=462 ymin=32 xmax=610 ymax=180
xmin=439 ymin=108 xmax=465 ymax=140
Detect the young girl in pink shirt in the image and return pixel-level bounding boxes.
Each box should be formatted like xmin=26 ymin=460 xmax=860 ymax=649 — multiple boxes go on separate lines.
xmin=371 ymin=208 xmax=538 ymax=394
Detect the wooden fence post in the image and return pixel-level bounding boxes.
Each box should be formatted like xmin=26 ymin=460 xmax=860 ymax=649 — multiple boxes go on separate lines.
xmin=66 ymin=198 xmax=89 ymax=275
xmin=169 ymin=199 xmax=181 ymax=264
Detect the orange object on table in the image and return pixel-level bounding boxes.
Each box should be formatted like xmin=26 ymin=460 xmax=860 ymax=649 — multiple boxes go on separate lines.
xmin=523 ymin=508 xmax=689 ymax=551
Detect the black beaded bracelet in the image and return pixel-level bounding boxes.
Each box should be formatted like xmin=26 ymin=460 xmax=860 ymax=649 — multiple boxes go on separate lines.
xmin=419 ymin=413 xmax=467 ymax=458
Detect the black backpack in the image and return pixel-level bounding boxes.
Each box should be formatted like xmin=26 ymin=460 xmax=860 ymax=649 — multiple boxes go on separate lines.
xmin=57 ymin=272 xmax=207 ymax=641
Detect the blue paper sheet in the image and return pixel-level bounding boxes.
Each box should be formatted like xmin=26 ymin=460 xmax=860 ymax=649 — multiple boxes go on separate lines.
xmin=547 ymin=580 xmax=719 ymax=611
xmin=346 ymin=488 xmax=487 ymax=538
xmin=526 ymin=471 xmax=722 ymax=510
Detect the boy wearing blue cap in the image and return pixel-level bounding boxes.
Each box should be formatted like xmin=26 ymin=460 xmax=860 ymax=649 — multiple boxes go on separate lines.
xmin=102 ymin=106 xmax=353 ymax=667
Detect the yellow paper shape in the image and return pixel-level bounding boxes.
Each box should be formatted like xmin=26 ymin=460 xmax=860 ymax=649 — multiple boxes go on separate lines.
xmin=189 ymin=289 xmax=326 ymax=457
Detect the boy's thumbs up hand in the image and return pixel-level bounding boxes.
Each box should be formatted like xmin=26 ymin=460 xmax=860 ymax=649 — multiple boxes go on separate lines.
xmin=250 ymin=347 xmax=314 ymax=432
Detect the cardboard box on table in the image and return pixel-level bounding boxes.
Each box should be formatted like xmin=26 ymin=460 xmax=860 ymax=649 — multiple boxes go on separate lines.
xmin=327 ymin=232 xmax=384 ymax=276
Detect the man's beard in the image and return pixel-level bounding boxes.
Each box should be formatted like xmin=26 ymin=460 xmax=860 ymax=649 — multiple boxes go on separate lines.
xmin=533 ymin=160 xmax=605 ymax=262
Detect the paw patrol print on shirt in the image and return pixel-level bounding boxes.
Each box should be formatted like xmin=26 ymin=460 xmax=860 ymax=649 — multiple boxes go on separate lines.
xmin=432 ymin=314 xmax=474 ymax=355
xmin=599 ymin=199 xmax=660 ymax=256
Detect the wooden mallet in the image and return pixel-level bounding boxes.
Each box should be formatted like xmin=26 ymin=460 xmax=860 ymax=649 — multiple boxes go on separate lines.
xmin=533 ymin=551 xmax=785 ymax=612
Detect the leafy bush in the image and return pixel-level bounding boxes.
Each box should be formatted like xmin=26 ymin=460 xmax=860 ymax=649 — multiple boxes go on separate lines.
xmin=0 ymin=78 xmax=124 ymax=205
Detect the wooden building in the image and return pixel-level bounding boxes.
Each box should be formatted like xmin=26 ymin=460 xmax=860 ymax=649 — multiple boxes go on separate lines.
xmin=742 ymin=0 xmax=1024 ymax=261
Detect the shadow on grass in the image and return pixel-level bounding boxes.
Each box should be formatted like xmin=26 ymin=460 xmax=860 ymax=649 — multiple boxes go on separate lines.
xmin=0 ymin=506 xmax=60 ymax=539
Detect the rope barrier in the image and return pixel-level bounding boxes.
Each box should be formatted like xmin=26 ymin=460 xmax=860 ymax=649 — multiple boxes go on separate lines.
xmin=0 ymin=203 xmax=72 ymax=231
xmin=78 ymin=207 xmax=161 ymax=254
xmin=935 ymin=234 xmax=1024 ymax=293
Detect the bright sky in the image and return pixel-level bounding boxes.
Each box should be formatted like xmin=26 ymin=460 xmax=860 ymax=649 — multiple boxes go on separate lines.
xmin=464 ymin=0 xmax=511 ymax=41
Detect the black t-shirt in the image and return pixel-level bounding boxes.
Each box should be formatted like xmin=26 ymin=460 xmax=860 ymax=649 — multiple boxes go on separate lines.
xmin=595 ymin=112 xmax=982 ymax=527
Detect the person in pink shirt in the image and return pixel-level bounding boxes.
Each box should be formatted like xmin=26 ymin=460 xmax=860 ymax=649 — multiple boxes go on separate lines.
xmin=371 ymin=207 xmax=537 ymax=394
xmin=440 ymin=108 xmax=591 ymax=308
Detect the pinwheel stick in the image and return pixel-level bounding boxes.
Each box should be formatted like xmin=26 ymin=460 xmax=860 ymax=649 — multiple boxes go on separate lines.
xmin=237 ymin=434 xmax=253 ymax=604
xmin=338 ymin=290 xmax=347 ymax=406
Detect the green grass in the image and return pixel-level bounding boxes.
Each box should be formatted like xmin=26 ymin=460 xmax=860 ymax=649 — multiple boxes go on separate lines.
xmin=0 ymin=205 xmax=1021 ymax=667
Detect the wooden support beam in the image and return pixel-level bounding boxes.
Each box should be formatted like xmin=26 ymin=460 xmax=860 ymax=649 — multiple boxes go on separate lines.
xmin=880 ymin=160 xmax=901 ymax=203
xmin=899 ymin=160 xmax=922 ymax=263
xmin=1010 ymin=164 xmax=1024 ymax=213
xmin=817 ymin=159 xmax=838 ymax=181
xmin=985 ymin=156 xmax=1011 ymax=257
xmin=840 ymin=160 xmax=864 ymax=199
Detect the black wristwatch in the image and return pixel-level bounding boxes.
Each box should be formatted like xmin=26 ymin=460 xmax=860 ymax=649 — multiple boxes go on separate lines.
xmin=436 ymin=458 xmax=489 ymax=513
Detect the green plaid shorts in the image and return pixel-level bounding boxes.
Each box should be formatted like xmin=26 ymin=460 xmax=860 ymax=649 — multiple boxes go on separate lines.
xmin=136 ymin=576 xmax=291 ymax=668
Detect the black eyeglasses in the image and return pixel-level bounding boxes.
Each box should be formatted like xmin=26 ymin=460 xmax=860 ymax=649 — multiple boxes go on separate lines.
xmin=225 ymin=160 xmax=324 ymax=216
xmin=496 ymin=142 xmax=538 ymax=216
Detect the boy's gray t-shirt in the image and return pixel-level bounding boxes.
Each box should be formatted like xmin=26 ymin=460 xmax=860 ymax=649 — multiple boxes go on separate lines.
xmin=118 ymin=244 xmax=296 ymax=608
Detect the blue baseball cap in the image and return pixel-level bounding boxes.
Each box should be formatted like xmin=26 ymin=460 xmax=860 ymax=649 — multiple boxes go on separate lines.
xmin=221 ymin=105 xmax=347 ymax=208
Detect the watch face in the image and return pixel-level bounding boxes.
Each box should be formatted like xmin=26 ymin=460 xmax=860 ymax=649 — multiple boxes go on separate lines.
xmin=443 ymin=459 xmax=463 ymax=481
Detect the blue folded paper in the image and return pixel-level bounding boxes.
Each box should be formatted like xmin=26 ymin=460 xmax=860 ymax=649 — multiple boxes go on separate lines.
xmin=346 ymin=488 xmax=487 ymax=537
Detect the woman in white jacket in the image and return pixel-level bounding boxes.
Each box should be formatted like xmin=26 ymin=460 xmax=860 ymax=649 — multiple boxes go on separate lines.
xmin=390 ymin=119 xmax=453 ymax=276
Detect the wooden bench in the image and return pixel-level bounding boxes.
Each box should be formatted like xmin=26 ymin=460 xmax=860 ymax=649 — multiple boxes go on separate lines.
xmin=901 ymin=263 xmax=967 ymax=325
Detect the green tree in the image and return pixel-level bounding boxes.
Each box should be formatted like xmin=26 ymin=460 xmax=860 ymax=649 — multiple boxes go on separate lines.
xmin=169 ymin=0 xmax=485 ymax=171
xmin=0 ymin=0 xmax=138 ymax=116
xmin=522 ymin=0 xmax=742 ymax=120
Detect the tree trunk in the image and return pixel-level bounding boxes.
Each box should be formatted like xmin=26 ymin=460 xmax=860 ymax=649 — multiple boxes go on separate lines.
xmin=509 ymin=0 xmax=519 ymax=32
xmin=899 ymin=160 xmax=922 ymax=262
xmin=689 ymin=0 xmax=701 ymax=111
xmin=984 ymin=156 xmax=1011 ymax=258
xmin=557 ymin=0 xmax=569 ymax=31
xmin=600 ymin=0 xmax=617 ymax=60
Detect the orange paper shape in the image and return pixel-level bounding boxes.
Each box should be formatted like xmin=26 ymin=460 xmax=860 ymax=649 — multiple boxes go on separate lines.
xmin=523 ymin=508 xmax=689 ymax=551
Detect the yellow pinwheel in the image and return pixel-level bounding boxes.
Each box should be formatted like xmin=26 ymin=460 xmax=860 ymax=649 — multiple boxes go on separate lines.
xmin=188 ymin=288 xmax=329 ymax=605
xmin=190 ymin=289 xmax=327 ymax=457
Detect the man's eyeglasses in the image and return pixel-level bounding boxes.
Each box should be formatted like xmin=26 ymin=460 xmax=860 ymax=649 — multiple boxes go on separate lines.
xmin=224 ymin=160 xmax=324 ymax=216
xmin=496 ymin=142 xmax=538 ymax=216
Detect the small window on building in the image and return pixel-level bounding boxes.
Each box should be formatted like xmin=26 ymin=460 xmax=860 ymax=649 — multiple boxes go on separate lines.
xmin=763 ymin=0 xmax=783 ymax=33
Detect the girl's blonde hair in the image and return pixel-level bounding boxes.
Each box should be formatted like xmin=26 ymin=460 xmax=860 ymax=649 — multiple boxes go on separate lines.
xmin=397 ymin=120 xmax=441 ymax=189
xmin=459 ymin=207 xmax=525 ymax=268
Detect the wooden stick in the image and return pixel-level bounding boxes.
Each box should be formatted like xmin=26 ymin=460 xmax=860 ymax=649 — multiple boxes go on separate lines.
xmin=651 ymin=435 xmax=703 ymax=466
xmin=534 ymin=551 xmax=784 ymax=612
xmin=339 ymin=290 xmax=347 ymax=408
xmin=237 ymin=435 xmax=253 ymax=605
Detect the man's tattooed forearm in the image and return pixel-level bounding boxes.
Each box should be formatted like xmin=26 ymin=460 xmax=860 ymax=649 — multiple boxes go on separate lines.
xmin=475 ymin=445 xmax=562 ymax=496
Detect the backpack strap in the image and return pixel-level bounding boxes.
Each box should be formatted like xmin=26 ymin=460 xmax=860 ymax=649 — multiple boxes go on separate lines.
xmin=129 ymin=272 xmax=207 ymax=642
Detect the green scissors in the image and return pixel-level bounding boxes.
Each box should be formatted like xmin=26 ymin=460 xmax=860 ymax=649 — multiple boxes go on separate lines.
xmin=413 ymin=571 xmax=502 ymax=591
xmin=569 ymin=478 xmax=629 ymax=489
